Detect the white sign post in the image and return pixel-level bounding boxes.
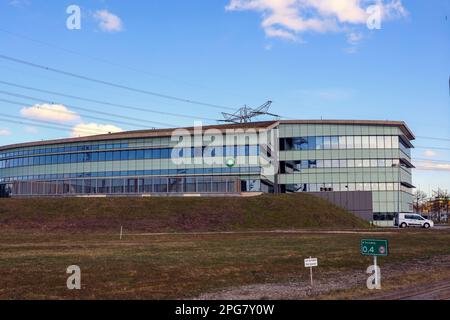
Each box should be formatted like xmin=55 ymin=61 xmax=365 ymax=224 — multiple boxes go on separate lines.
xmin=304 ymin=257 xmax=318 ymax=288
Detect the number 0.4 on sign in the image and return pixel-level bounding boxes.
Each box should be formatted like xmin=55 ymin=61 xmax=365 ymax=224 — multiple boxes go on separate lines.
xmin=360 ymin=239 xmax=389 ymax=257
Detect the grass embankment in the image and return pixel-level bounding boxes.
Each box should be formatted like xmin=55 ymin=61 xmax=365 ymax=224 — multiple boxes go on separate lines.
xmin=0 ymin=193 xmax=368 ymax=232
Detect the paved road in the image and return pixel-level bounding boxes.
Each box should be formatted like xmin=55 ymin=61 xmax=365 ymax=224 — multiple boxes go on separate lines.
xmin=373 ymin=278 xmax=450 ymax=300
xmin=434 ymin=225 xmax=450 ymax=231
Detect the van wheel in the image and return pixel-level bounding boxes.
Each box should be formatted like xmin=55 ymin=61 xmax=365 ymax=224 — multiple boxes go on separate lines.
xmin=423 ymin=223 xmax=430 ymax=229
xmin=400 ymin=222 xmax=407 ymax=228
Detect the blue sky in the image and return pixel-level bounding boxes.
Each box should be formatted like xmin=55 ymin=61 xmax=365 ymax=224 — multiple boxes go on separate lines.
xmin=0 ymin=0 xmax=449 ymax=192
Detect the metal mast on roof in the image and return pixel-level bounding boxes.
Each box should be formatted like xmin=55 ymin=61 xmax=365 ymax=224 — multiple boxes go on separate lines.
xmin=219 ymin=101 xmax=280 ymax=124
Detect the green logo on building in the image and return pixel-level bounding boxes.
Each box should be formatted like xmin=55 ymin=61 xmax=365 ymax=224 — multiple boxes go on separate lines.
xmin=226 ymin=158 xmax=236 ymax=168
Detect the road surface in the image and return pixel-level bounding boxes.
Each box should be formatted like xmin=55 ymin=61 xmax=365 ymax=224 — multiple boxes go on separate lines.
xmin=373 ymin=278 xmax=450 ymax=300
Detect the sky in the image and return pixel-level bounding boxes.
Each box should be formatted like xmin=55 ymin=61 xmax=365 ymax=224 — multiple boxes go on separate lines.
xmin=0 ymin=0 xmax=449 ymax=193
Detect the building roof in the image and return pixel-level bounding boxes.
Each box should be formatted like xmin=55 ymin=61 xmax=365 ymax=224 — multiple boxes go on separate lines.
xmin=0 ymin=119 xmax=414 ymax=151
xmin=279 ymin=119 xmax=415 ymax=140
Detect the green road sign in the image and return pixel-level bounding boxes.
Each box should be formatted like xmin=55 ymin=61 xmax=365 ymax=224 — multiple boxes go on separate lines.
xmin=360 ymin=239 xmax=389 ymax=257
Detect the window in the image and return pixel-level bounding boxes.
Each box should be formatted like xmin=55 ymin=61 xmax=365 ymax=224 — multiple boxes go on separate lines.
xmin=369 ymin=136 xmax=377 ymax=149
xmin=331 ymin=136 xmax=339 ymax=149
xmin=347 ymin=136 xmax=354 ymax=149
xmin=339 ymin=136 xmax=346 ymax=149
xmin=128 ymin=150 xmax=136 ymax=160
xmin=392 ymin=136 xmax=399 ymax=149
xmin=362 ymin=136 xmax=369 ymax=149
xmin=316 ymin=160 xmax=324 ymax=168
xmin=384 ymin=136 xmax=392 ymax=149
xmin=144 ymin=149 xmax=153 ymax=159
xmin=377 ymin=136 xmax=385 ymax=149
xmin=363 ymin=159 xmax=370 ymax=167
xmin=113 ymin=151 xmax=121 ymax=161
xmin=386 ymin=159 xmax=393 ymax=167
xmin=323 ymin=137 xmax=331 ymax=149
xmin=369 ymin=159 xmax=376 ymax=167
xmin=307 ymin=137 xmax=316 ymax=150
xmin=293 ymin=137 xmax=309 ymax=150
xmin=347 ymin=159 xmax=355 ymax=167
xmin=316 ymin=137 xmax=324 ymax=150
xmin=354 ymin=136 xmax=362 ymax=149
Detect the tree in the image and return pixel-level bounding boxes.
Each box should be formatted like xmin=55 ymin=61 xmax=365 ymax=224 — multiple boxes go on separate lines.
xmin=413 ymin=190 xmax=428 ymax=214
xmin=432 ymin=188 xmax=450 ymax=222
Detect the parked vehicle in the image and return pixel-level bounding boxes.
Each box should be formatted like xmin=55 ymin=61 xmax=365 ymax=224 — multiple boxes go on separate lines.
xmin=394 ymin=213 xmax=434 ymax=229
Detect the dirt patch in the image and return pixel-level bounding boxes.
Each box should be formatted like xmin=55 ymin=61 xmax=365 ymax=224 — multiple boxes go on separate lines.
xmin=195 ymin=255 xmax=450 ymax=300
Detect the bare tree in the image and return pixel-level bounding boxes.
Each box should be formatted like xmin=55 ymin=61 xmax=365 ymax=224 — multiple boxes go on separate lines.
xmin=432 ymin=188 xmax=450 ymax=222
xmin=413 ymin=189 xmax=428 ymax=214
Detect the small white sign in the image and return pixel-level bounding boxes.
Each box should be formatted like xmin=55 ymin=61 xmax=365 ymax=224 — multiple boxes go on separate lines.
xmin=304 ymin=258 xmax=318 ymax=268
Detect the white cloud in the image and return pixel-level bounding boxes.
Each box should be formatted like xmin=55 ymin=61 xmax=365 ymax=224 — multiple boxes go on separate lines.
xmin=9 ymin=0 xmax=30 ymax=8
xmin=94 ymin=10 xmax=124 ymax=32
xmin=225 ymin=0 xmax=407 ymax=41
xmin=71 ymin=123 xmax=123 ymax=137
xmin=344 ymin=31 xmax=364 ymax=53
xmin=347 ymin=31 xmax=363 ymax=45
xmin=21 ymin=104 xmax=80 ymax=123
xmin=414 ymin=160 xmax=450 ymax=172
xmin=377 ymin=0 xmax=408 ymax=20
xmin=0 ymin=128 xmax=12 ymax=136
xmin=423 ymin=150 xmax=438 ymax=158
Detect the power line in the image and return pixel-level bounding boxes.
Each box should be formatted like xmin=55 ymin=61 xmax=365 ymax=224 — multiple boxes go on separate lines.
xmin=0 ymin=27 xmax=259 ymax=102
xmin=0 ymin=54 xmax=236 ymax=111
xmin=416 ymin=135 xmax=450 ymax=142
xmin=0 ymin=90 xmax=175 ymax=128
xmin=0 ymin=80 xmax=218 ymax=121
xmin=415 ymin=146 xmax=450 ymax=151
xmin=413 ymin=158 xmax=450 ymax=163
xmin=0 ymin=97 xmax=156 ymax=130
xmin=0 ymin=115 xmax=110 ymax=136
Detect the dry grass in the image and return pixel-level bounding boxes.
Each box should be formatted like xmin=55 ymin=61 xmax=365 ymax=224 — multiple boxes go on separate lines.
xmin=1 ymin=230 xmax=450 ymax=299
xmin=0 ymin=194 xmax=369 ymax=232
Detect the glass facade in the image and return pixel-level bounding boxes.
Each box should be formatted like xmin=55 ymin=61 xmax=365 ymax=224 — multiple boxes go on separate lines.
xmin=0 ymin=145 xmax=259 ymax=169
xmin=280 ymin=135 xmax=399 ymax=151
xmin=10 ymin=176 xmax=245 ymax=196
xmin=277 ymin=123 xmax=415 ymax=220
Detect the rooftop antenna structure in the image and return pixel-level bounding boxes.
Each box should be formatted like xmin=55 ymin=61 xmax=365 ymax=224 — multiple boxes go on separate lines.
xmin=219 ymin=101 xmax=279 ymax=124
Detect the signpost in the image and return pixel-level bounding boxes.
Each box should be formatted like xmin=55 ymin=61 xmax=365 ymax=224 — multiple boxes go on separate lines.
xmin=304 ymin=257 xmax=318 ymax=288
xmin=360 ymin=239 xmax=388 ymax=289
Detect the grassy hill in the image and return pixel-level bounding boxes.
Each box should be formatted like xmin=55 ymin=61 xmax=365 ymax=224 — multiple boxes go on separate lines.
xmin=0 ymin=194 xmax=369 ymax=232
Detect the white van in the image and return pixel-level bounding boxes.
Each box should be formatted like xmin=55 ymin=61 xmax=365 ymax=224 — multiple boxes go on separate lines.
xmin=394 ymin=213 xmax=434 ymax=229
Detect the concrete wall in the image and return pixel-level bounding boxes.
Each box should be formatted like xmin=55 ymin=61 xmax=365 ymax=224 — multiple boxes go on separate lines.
xmin=308 ymin=191 xmax=373 ymax=221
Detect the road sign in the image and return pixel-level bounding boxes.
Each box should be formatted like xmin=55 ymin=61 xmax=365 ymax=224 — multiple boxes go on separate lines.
xmin=304 ymin=257 xmax=318 ymax=288
xmin=360 ymin=239 xmax=389 ymax=257
xmin=304 ymin=258 xmax=318 ymax=268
